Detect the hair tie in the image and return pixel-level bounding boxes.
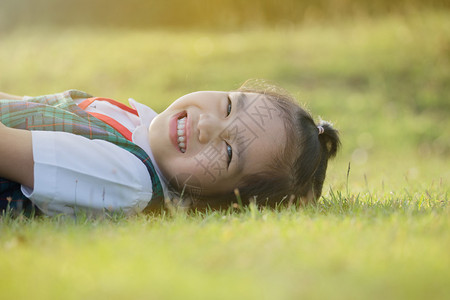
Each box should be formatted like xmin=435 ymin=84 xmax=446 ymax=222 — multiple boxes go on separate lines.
xmin=317 ymin=126 xmax=324 ymax=135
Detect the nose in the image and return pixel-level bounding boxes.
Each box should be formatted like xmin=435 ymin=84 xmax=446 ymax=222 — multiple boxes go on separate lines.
xmin=197 ymin=113 xmax=224 ymax=144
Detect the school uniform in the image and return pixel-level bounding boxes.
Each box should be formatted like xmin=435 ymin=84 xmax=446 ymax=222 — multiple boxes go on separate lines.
xmin=0 ymin=90 xmax=167 ymax=216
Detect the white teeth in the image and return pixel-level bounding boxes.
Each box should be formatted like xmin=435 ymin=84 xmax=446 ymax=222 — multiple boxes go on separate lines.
xmin=177 ymin=117 xmax=185 ymax=129
xmin=176 ymin=116 xmax=187 ymax=152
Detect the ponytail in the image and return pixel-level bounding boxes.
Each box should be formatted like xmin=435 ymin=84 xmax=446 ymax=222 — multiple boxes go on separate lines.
xmin=310 ymin=120 xmax=341 ymax=200
xmin=317 ymin=120 xmax=340 ymax=159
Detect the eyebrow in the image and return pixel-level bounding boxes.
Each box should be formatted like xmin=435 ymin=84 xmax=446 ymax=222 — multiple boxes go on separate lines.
xmin=236 ymin=92 xmax=245 ymax=111
xmin=234 ymin=93 xmax=246 ymax=175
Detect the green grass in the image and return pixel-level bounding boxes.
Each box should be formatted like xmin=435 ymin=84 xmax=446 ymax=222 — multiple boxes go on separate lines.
xmin=1 ymin=10 xmax=449 ymax=300
xmin=1 ymin=192 xmax=448 ymax=299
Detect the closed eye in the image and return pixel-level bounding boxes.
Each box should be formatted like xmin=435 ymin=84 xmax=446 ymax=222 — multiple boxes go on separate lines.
xmin=226 ymin=142 xmax=233 ymax=168
xmin=226 ymin=95 xmax=232 ymax=117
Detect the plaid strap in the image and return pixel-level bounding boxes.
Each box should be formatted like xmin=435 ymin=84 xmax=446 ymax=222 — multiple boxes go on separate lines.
xmin=0 ymin=90 xmax=164 ymax=213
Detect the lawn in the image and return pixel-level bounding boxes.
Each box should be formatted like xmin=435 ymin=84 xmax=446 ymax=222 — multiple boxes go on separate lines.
xmin=0 ymin=9 xmax=449 ymax=300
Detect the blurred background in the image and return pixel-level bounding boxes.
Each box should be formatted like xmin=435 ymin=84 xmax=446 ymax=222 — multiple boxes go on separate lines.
xmin=0 ymin=0 xmax=449 ymax=194
xmin=1 ymin=0 xmax=449 ymax=30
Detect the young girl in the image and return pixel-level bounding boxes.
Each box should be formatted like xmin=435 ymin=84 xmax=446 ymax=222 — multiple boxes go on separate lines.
xmin=0 ymin=80 xmax=340 ymax=216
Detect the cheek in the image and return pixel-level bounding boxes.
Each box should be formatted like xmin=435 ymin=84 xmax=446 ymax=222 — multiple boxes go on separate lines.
xmin=167 ymin=154 xmax=226 ymax=187
xmin=166 ymin=155 xmax=235 ymax=196
xmin=189 ymin=149 xmax=229 ymax=182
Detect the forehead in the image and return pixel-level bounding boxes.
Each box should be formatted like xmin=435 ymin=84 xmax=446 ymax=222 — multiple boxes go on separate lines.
xmin=234 ymin=92 xmax=282 ymax=127
xmin=225 ymin=92 xmax=286 ymax=175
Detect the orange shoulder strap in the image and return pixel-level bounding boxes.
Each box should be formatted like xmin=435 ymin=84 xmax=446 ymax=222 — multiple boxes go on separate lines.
xmin=79 ymin=97 xmax=136 ymax=141
xmin=78 ymin=97 xmax=139 ymax=115
xmin=87 ymin=112 xmax=133 ymax=141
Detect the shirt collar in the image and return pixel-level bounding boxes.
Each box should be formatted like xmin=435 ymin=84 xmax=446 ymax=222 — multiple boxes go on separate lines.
xmin=128 ymin=98 xmax=169 ymax=199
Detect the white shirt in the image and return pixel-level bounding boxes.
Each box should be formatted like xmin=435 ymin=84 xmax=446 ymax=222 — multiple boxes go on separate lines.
xmin=21 ymin=97 xmax=167 ymax=216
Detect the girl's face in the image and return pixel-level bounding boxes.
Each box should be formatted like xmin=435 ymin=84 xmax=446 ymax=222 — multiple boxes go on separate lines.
xmin=148 ymin=91 xmax=287 ymax=196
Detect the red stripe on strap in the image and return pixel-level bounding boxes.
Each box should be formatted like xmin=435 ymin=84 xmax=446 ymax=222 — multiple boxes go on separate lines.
xmin=78 ymin=97 xmax=138 ymax=141
xmin=79 ymin=97 xmax=138 ymax=115
xmin=77 ymin=98 xmax=96 ymax=110
xmin=87 ymin=112 xmax=133 ymax=141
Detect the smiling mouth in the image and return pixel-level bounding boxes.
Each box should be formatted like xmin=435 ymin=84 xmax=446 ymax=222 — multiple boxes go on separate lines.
xmin=176 ymin=114 xmax=187 ymax=153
